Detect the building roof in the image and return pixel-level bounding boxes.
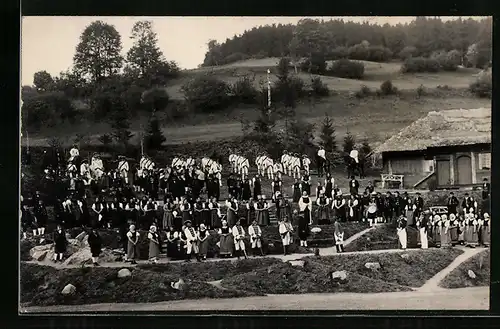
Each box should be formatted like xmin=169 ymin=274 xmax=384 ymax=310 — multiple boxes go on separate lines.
xmin=374 ymin=108 xmax=491 ymax=153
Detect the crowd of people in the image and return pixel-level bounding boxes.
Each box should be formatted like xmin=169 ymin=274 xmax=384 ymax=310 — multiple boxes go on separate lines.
xmin=20 ymin=146 xmax=491 ymax=265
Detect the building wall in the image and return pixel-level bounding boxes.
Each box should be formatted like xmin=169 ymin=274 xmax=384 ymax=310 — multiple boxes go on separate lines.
xmin=381 ymin=145 xmax=491 ymax=189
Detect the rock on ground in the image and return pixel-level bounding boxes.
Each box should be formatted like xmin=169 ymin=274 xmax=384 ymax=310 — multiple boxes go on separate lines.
xmin=61 ymin=284 xmax=76 ymax=295
xmin=289 ymin=260 xmax=305 ymax=267
xmin=117 ymin=268 xmax=132 ymax=278
xmin=365 ymin=262 xmax=381 ymax=271
xmin=401 ymin=254 xmax=409 ymax=260
xmin=468 ymin=270 xmax=477 ymax=279
xmin=62 ymin=247 xmax=115 ymax=266
xmin=331 ymin=270 xmax=348 ymax=282
xmin=30 ymin=245 xmax=52 ymax=261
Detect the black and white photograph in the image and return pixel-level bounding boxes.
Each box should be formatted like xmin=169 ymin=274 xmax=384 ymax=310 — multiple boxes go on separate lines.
xmin=19 ymin=16 xmax=491 ymax=312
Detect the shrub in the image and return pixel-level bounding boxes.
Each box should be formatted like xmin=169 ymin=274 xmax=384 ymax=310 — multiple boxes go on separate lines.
xmin=367 ymin=46 xmax=393 ymax=62
xmin=222 ymin=52 xmax=250 ymax=65
xmin=378 ymin=80 xmax=398 ymax=96
xmin=398 ymin=46 xmax=418 ymax=60
xmin=348 ymin=43 xmax=370 ymax=61
xmin=310 ymin=77 xmax=330 ymax=97
xmin=252 ymin=50 xmax=268 ymax=59
xmin=300 ymin=53 xmax=327 ymax=75
xmin=326 ymin=46 xmax=349 ymax=60
xmin=231 ymin=76 xmax=258 ymax=104
xmin=354 ymin=84 xmax=373 ymax=99
xmin=432 ymin=50 xmax=460 ymax=72
xmin=416 ymin=84 xmax=426 ymax=97
xmin=326 ymin=59 xmax=365 ymax=79
xmin=181 ymin=75 xmax=231 ymax=112
xmin=401 ymin=57 xmax=441 ymax=73
xmin=272 ymin=75 xmax=306 ymax=105
xmin=469 ymin=70 xmax=492 ymax=98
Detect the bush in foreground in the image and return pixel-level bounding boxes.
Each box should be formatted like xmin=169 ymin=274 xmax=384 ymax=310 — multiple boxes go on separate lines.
xmin=468 ymin=70 xmax=492 ymax=98
xmin=401 ymin=57 xmax=441 ymax=73
xmin=378 ymin=80 xmax=398 ymax=96
xmin=326 ymin=59 xmax=365 ymax=79
xmin=439 ymin=250 xmax=490 ymax=289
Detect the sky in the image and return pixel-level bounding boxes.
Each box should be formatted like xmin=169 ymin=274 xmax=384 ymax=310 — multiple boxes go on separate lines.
xmin=20 ymin=16 xmax=487 ymax=86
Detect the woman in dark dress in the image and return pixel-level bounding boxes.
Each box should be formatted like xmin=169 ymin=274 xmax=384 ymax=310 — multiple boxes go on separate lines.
xmin=241 ymin=176 xmax=252 ymax=201
xmin=162 ymin=198 xmax=174 ymax=230
xmin=193 ymin=197 xmax=204 ymax=228
xmin=298 ymin=191 xmax=312 ymax=226
xmin=252 ymin=175 xmax=262 ymax=201
xmin=202 ymin=200 xmax=211 ymax=228
xmin=173 ymin=203 xmax=183 ymax=232
xmin=292 ymin=179 xmax=301 ymax=203
xmin=246 ymin=199 xmax=256 ymax=227
xmin=21 ymin=204 xmax=34 ymax=239
xmin=208 ymin=197 xmax=222 ymax=229
xmin=298 ymin=215 xmax=310 ymax=247
xmin=180 ymin=198 xmax=192 ymax=226
xmin=166 ymin=226 xmax=180 ymax=259
xmin=88 ymin=229 xmax=102 ymax=266
xmin=218 ymin=220 xmax=233 ymax=258
xmin=53 ymin=225 xmax=67 ymax=262
xmin=198 ymin=224 xmax=210 ymax=260
xmin=33 ymin=199 xmax=48 ymax=236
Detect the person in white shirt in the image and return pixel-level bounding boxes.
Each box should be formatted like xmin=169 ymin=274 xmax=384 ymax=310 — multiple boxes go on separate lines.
xmin=248 ymin=219 xmax=264 ymax=256
xmin=232 ymin=219 xmax=248 ymax=259
xmin=183 ymin=220 xmax=200 ymax=262
xmin=279 ymin=217 xmax=294 ymax=255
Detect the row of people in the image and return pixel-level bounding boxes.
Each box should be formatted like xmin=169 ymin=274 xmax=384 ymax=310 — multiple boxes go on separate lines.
xmin=396 ymin=212 xmax=491 ymax=250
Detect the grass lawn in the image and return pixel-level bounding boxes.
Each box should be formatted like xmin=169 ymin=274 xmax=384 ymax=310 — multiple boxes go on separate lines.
xmin=439 ymin=250 xmax=490 ymax=289
xmin=221 ymin=248 xmax=463 ymax=294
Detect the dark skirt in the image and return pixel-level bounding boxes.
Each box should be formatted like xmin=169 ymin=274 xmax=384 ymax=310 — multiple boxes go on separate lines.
xmin=293 ymin=189 xmax=301 ymax=203
xmin=211 ymin=210 xmax=221 ymax=229
xmin=432 ymin=227 xmax=441 ymax=246
xmin=173 ymin=215 xmax=183 ymax=232
xmin=199 ymin=238 xmax=209 ymax=256
xmin=167 ymin=238 xmax=179 ymax=258
xmin=227 ymin=210 xmax=237 ymax=227
xmin=219 ymin=234 xmax=233 ymax=256
xmin=182 ymin=211 xmax=191 ymax=225
xmin=256 ymin=209 xmax=269 ymax=226
xmin=163 ymin=210 xmax=173 ymax=230
xmin=90 ymin=246 xmax=101 ymax=257
xmin=298 ymin=217 xmax=310 ymax=240
xmin=127 ymin=241 xmax=139 ymax=260
xmin=481 ymin=226 xmax=490 ymax=246
xmin=449 ymin=226 xmax=459 ymax=244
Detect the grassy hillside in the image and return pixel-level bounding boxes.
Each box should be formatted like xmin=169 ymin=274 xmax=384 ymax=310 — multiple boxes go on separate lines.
xmin=23 ymin=58 xmax=489 ymax=148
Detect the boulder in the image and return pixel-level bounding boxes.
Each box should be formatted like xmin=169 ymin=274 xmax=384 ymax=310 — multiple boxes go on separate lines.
xmin=289 ymin=260 xmax=305 ymax=267
xmin=61 ymin=284 xmax=76 ymax=295
xmin=62 ymin=247 xmax=116 ymax=266
xmin=310 ymin=227 xmax=322 ymax=233
xmin=117 ymin=268 xmax=132 ymax=278
xmin=468 ymin=270 xmax=476 ymax=279
xmin=75 ymin=231 xmax=87 ymax=242
xmin=30 ymin=245 xmax=52 ymax=261
xmin=400 ymin=254 xmax=409 ymax=260
xmin=331 ymin=270 xmax=348 ymax=282
xmin=365 ymin=262 xmax=381 ymax=271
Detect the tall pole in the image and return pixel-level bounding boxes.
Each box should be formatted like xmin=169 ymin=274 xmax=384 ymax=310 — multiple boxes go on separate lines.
xmin=267 ymin=69 xmax=271 ymax=110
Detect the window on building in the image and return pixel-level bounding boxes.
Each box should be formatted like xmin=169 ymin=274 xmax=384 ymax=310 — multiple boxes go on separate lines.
xmin=478 ymin=152 xmax=491 ymax=169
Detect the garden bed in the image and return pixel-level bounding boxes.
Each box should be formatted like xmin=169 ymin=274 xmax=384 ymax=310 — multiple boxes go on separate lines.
xmin=20 ymin=262 xmax=261 ymax=307
xmin=439 ymin=250 xmax=490 ymax=289
xmin=221 ymin=248 xmax=464 ymax=294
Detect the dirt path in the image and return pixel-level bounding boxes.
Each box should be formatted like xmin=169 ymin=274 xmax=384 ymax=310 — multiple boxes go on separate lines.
xmin=21 ymin=286 xmax=488 ymax=312
xmin=417 ymin=246 xmax=487 ymax=293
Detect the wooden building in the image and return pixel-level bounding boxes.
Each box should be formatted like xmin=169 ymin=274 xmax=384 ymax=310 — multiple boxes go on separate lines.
xmin=373 ymin=108 xmax=491 ymax=189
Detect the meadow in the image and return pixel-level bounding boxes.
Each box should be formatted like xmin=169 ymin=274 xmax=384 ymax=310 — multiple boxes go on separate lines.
xmin=23 ymin=58 xmax=490 ymax=148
